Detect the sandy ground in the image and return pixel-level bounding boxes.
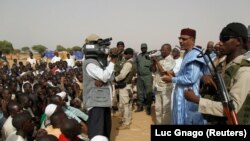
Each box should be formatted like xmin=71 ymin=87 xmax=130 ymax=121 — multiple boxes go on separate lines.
xmin=110 ymin=105 xmax=155 ymax=141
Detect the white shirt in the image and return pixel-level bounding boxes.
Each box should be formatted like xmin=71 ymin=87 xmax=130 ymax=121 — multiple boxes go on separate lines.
xmin=6 ymin=132 xmax=27 ymax=141
xmin=26 ymin=57 xmax=36 ymax=65
xmin=86 ymin=62 xmax=115 ymax=83
xmin=65 ymin=58 xmax=75 ymax=67
xmin=70 ymin=55 xmax=76 ymax=60
xmin=154 ymin=55 xmax=175 ymax=91
xmin=2 ymin=116 xmax=16 ymax=140
xmin=51 ymin=56 xmax=61 ymax=63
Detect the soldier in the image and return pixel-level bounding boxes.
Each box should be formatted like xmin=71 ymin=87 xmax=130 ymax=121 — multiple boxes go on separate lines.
xmin=113 ymin=41 xmax=126 ymax=114
xmin=116 ymin=41 xmax=126 ymax=61
xmin=135 ymin=43 xmax=154 ymax=115
xmin=115 ymin=48 xmax=136 ymax=130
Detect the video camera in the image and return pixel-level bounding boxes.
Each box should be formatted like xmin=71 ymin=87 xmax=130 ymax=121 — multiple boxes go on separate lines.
xmin=98 ymin=37 xmax=112 ymax=46
xmin=147 ymin=50 xmax=162 ymax=61
xmin=148 ymin=50 xmax=161 ymax=58
xmin=83 ymin=37 xmax=112 ymax=59
xmin=83 ymin=37 xmax=112 ymax=68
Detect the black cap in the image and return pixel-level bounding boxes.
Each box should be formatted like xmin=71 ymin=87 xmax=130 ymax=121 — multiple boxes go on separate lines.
xmin=141 ymin=43 xmax=147 ymax=48
xmin=117 ymin=41 xmax=125 ymax=46
xmin=124 ymin=48 xmax=134 ymax=55
xmin=220 ymin=22 xmax=248 ymax=42
xmin=248 ymin=25 xmax=250 ymax=37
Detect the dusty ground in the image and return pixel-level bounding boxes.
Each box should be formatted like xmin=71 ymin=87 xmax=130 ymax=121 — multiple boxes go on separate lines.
xmin=110 ymin=106 xmax=155 ymax=141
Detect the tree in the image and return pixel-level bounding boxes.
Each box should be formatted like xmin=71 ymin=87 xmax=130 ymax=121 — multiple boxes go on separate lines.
xmin=13 ymin=49 xmax=21 ymax=54
xmin=21 ymin=46 xmax=30 ymax=52
xmin=56 ymin=45 xmax=66 ymax=51
xmin=66 ymin=48 xmax=72 ymax=53
xmin=32 ymin=45 xmax=47 ymax=55
xmin=72 ymin=46 xmax=82 ymax=51
xmin=0 ymin=40 xmax=14 ymax=54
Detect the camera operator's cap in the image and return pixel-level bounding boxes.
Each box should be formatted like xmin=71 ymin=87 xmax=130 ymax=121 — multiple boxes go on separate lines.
xmin=117 ymin=41 xmax=125 ymax=46
xmin=85 ymin=34 xmax=102 ymax=43
xmin=220 ymin=22 xmax=248 ymax=41
xmin=141 ymin=43 xmax=147 ymax=48
xmin=181 ymin=28 xmax=196 ymax=39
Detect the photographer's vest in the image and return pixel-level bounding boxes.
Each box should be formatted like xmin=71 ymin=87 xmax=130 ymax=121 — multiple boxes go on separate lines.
xmin=116 ymin=60 xmax=136 ymax=84
xmin=82 ymin=58 xmax=112 ymax=108
xmin=216 ymin=59 xmax=250 ymax=124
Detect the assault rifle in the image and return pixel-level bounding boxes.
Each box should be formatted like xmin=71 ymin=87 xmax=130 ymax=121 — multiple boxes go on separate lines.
xmin=198 ymin=50 xmax=238 ymax=125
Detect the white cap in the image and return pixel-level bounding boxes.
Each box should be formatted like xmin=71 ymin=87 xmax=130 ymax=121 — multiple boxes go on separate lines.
xmin=90 ymin=135 xmax=108 ymax=141
xmin=45 ymin=104 xmax=57 ymax=117
xmin=56 ymin=91 xmax=66 ymax=100
xmin=174 ymin=45 xmax=181 ymax=51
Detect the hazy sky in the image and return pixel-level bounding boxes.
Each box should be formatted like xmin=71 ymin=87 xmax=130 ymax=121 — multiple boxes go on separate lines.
xmin=1 ymin=0 xmax=250 ymax=52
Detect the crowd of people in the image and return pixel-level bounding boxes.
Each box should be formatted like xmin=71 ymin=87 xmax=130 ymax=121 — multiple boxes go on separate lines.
xmin=0 ymin=22 xmax=250 ymax=141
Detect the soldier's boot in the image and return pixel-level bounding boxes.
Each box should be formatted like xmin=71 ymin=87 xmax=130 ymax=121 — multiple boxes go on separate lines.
xmin=146 ymin=106 xmax=151 ymax=115
xmin=134 ymin=105 xmax=143 ymax=112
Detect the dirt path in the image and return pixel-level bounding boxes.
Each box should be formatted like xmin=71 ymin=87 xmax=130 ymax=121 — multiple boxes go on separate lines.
xmin=110 ymin=106 xmax=155 ymax=141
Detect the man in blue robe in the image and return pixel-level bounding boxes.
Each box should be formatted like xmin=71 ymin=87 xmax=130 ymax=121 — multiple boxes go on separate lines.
xmin=162 ymin=28 xmax=207 ymax=124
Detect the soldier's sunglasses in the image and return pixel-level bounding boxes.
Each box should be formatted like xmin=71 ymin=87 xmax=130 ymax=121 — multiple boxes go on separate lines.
xmin=220 ymin=36 xmax=237 ymax=42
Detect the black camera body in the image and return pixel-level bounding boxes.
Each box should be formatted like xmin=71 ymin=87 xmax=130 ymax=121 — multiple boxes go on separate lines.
xmin=83 ymin=37 xmax=112 ymax=68
xmin=97 ymin=37 xmax=112 ymax=46
xmin=83 ymin=37 xmax=112 ymax=59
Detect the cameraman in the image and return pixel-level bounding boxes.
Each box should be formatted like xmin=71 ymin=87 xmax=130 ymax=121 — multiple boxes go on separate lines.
xmin=82 ymin=34 xmax=118 ymax=140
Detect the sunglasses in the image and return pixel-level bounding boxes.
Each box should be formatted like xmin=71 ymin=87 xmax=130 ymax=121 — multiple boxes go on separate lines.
xmin=178 ymin=37 xmax=190 ymax=41
xmin=219 ymin=36 xmax=237 ymax=42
